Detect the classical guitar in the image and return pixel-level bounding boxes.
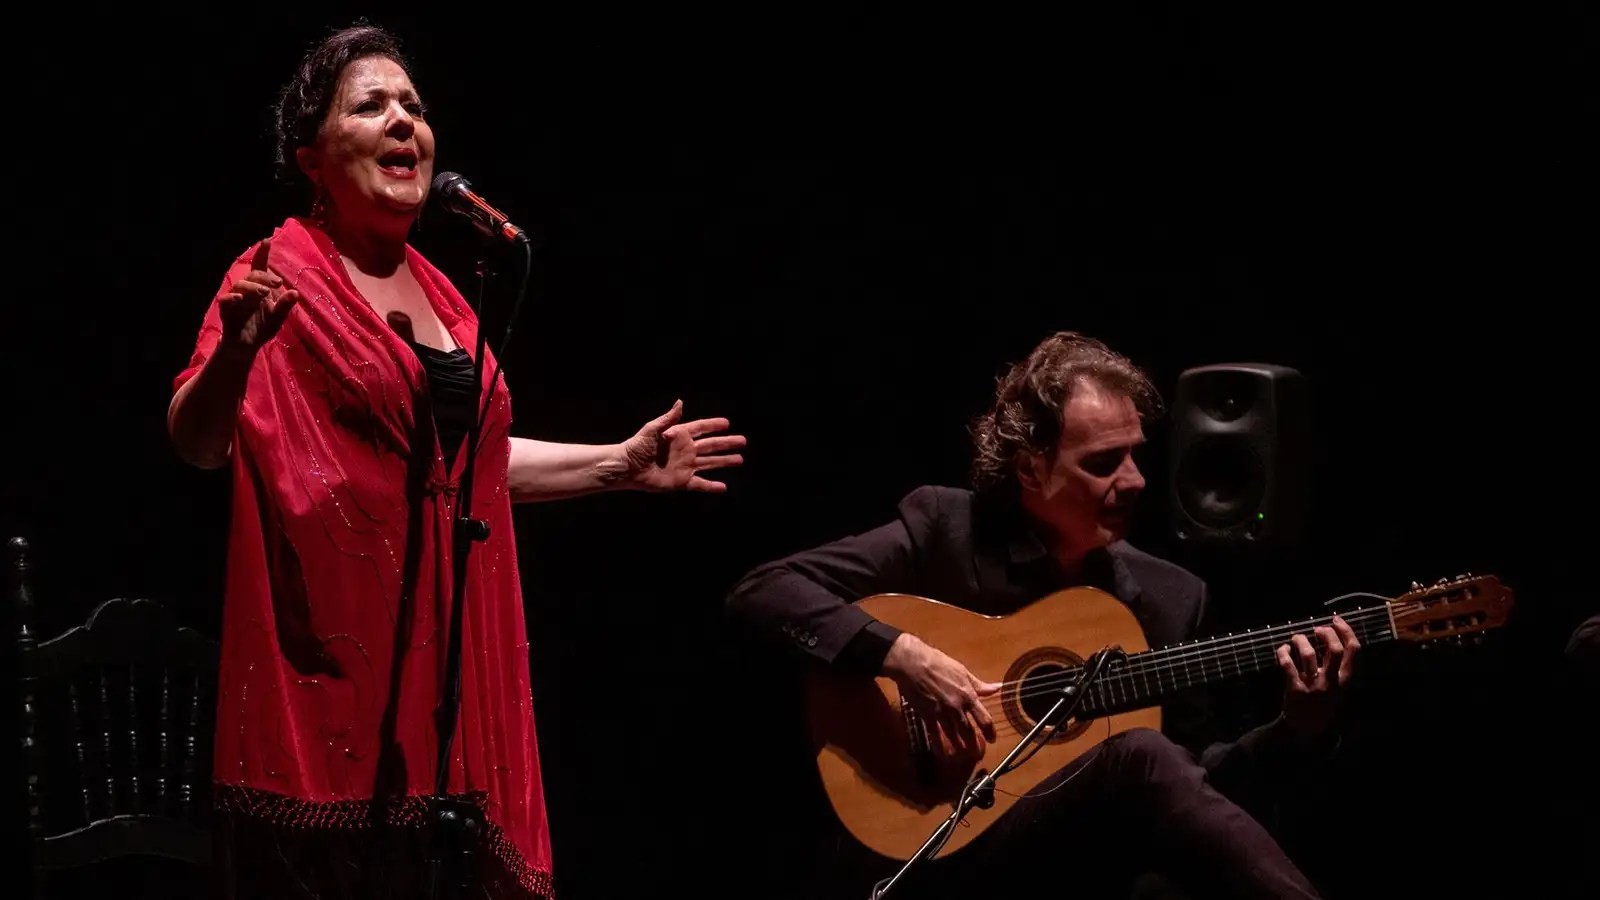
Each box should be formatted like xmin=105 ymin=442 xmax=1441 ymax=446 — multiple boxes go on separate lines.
xmin=804 ymin=573 xmax=1514 ymax=860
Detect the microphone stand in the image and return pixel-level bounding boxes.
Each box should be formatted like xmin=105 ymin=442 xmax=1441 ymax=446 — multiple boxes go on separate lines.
xmin=869 ymin=646 xmax=1127 ymax=900
xmin=426 ymin=232 xmax=536 ymax=900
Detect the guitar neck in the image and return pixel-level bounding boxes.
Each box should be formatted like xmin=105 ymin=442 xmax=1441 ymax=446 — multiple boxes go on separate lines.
xmin=1077 ymin=604 xmax=1395 ymax=717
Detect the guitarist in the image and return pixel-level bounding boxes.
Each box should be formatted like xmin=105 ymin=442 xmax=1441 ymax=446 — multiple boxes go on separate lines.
xmin=725 ymin=331 xmax=1359 ymax=900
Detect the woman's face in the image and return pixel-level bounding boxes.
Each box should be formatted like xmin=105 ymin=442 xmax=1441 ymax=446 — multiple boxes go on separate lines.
xmin=299 ymin=56 xmax=436 ymax=233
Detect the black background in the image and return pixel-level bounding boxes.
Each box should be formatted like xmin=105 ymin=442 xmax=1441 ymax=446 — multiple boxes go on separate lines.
xmin=6 ymin=5 xmax=1595 ymax=898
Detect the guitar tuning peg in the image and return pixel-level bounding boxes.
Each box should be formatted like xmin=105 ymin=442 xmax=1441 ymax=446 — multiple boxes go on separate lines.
xmin=1410 ymin=581 xmax=1422 ymax=591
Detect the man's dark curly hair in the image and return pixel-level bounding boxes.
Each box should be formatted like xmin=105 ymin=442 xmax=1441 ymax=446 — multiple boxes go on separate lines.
xmin=969 ymin=331 xmax=1163 ymax=499
xmin=272 ymin=23 xmax=413 ymax=196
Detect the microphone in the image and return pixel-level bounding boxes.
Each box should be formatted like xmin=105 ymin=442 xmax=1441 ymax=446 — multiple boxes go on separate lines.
xmin=429 ymin=171 xmax=530 ymax=245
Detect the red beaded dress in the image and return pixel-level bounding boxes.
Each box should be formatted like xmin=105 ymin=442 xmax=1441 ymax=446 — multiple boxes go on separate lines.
xmin=175 ymin=216 xmax=553 ymax=899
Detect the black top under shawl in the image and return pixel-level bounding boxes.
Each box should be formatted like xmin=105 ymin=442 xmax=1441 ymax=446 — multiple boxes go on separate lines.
xmin=408 ymin=340 xmax=477 ymax=471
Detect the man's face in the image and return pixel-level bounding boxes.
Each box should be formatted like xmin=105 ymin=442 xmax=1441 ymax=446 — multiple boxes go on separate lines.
xmin=1019 ymin=384 xmax=1147 ymax=559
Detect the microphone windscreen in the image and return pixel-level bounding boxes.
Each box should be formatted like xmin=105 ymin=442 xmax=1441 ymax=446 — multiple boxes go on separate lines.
xmin=431 ymin=171 xmax=468 ymax=202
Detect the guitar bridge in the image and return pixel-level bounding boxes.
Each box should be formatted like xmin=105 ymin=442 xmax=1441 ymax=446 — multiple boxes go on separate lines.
xmin=900 ymin=694 xmax=937 ymax=788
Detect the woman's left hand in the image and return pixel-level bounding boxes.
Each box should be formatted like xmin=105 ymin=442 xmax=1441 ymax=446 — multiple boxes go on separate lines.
xmin=619 ymin=400 xmax=746 ymax=493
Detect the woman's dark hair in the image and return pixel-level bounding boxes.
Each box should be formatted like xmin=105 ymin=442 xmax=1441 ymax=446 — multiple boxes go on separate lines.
xmin=273 ymin=23 xmax=412 ymax=191
xmin=969 ymin=331 xmax=1163 ymax=499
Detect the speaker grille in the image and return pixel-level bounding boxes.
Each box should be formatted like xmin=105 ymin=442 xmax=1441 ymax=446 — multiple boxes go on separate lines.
xmin=1175 ymin=436 xmax=1265 ymax=529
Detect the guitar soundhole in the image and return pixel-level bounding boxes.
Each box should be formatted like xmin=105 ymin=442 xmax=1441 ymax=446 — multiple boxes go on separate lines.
xmin=1018 ymin=664 xmax=1073 ymax=723
xmin=1002 ymin=647 xmax=1090 ymax=745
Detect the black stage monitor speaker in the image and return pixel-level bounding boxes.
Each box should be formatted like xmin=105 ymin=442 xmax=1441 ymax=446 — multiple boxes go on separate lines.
xmin=1169 ymin=363 xmax=1309 ymax=547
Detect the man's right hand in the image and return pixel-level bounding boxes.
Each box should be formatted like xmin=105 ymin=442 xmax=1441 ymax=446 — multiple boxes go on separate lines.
xmin=881 ymin=632 xmax=1000 ymax=757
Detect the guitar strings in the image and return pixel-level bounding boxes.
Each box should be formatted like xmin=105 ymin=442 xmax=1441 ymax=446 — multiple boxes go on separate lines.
xmin=919 ymin=616 xmax=1395 ymax=745
xmin=970 ymin=604 xmax=1396 ymax=743
xmin=978 ymin=611 xmax=1391 ymax=742
xmin=926 ymin=605 xmax=1399 ymax=743
xmin=989 ymin=608 xmax=1393 ymax=711
xmin=966 ymin=611 xmax=1395 ymax=739
xmin=972 ymin=603 xmax=1396 ymax=707
xmin=885 ymin=584 xmax=1491 ymax=746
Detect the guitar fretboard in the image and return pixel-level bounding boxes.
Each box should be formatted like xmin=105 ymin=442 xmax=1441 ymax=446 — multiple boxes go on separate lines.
xmin=1074 ymin=604 xmax=1395 ymax=717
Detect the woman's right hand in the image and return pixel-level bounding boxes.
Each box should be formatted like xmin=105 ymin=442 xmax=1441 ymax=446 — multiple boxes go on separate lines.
xmin=219 ymin=237 xmax=300 ymax=355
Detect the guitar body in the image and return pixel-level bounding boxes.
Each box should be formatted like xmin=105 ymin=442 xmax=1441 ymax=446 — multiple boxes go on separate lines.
xmin=805 ymin=587 xmax=1160 ymax=860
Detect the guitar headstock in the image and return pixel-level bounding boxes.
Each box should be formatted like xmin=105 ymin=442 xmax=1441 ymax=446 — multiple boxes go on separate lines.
xmin=1390 ymin=573 xmax=1515 ymax=645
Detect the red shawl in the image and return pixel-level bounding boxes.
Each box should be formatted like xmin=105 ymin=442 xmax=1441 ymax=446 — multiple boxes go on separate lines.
xmin=176 ymin=216 xmax=552 ymax=898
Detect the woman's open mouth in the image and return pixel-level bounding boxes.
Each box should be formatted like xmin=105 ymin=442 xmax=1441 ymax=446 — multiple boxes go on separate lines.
xmin=377 ymin=148 xmax=419 ymax=179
